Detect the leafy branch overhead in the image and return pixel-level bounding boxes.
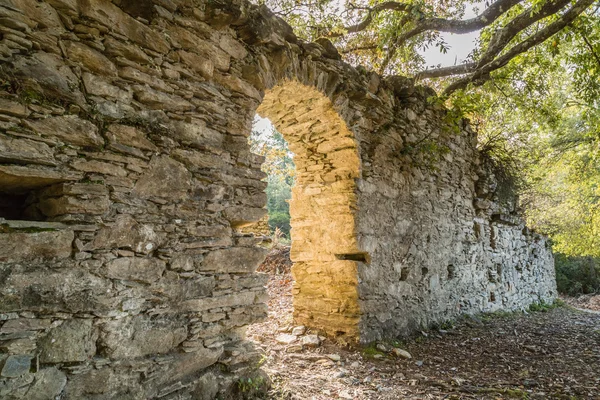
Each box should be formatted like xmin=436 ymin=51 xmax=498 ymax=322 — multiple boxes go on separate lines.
xmin=262 ymin=0 xmax=599 ymax=94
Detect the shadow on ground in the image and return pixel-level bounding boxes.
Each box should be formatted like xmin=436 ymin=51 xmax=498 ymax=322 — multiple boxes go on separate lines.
xmin=248 ymin=260 xmax=600 ymax=399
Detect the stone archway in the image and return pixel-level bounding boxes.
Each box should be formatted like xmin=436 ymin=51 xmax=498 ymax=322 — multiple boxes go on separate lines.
xmin=257 ymin=81 xmax=364 ymax=338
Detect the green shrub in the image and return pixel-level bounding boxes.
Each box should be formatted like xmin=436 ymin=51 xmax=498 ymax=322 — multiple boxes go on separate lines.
xmin=554 ymin=253 xmax=600 ymax=295
xmin=268 ymin=211 xmax=291 ymax=238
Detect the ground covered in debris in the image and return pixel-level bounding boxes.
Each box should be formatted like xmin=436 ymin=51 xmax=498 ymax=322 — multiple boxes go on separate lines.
xmin=247 ymin=249 xmax=600 ymax=399
xmin=562 ymin=294 xmax=600 ymax=313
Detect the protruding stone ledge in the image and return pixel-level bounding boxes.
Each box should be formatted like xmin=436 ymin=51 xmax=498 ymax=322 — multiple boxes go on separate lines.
xmin=0 ymin=165 xmax=83 ymax=193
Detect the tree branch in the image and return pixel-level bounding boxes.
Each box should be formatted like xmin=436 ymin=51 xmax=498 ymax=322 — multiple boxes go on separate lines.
xmin=330 ymin=0 xmax=521 ymax=38
xmin=417 ymin=63 xmax=477 ymax=79
xmin=477 ymin=0 xmax=573 ymax=67
xmin=442 ymin=0 xmax=596 ymax=95
xmin=379 ymin=0 xmax=522 ymax=73
xmin=580 ymin=32 xmax=600 ymax=68
xmin=416 ymin=0 xmax=574 ymax=80
xmin=327 ymin=1 xmax=414 ymax=37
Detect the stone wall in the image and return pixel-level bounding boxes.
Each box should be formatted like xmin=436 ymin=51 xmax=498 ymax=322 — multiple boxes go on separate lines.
xmin=0 ymin=0 xmax=556 ymax=398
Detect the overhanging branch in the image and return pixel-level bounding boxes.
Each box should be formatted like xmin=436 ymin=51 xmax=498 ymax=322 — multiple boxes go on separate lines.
xmin=442 ymin=0 xmax=596 ymax=95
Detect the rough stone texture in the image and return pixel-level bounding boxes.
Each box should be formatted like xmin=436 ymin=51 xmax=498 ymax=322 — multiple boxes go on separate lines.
xmin=0 ymin=0 xmax=556 ymax=398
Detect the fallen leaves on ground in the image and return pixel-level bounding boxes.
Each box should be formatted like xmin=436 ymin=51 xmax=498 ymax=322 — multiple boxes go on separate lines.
xmin=248 ymin=271 xmax=600 ymax=399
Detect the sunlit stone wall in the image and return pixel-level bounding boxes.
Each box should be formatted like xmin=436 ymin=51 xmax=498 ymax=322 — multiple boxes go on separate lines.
xmin=0 ymin=0 xmax=556 ymax=398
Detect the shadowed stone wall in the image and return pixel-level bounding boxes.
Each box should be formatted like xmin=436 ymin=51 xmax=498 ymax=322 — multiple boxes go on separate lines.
xmin=0 ymin=0 xmax=556 ymax=398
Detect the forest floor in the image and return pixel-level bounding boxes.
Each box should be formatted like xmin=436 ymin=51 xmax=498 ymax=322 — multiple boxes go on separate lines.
xmin=247 ymin=247 xmax=600 ymax=399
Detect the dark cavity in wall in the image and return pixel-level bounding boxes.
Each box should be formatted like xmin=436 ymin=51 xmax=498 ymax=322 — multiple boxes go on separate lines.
xmin=0 ymin=191 xmax=43 ymax=221
xmin=447 ymin=264 xmax=456 ymax=279
xmin=335 ymin=252 xmax=370 ymax=263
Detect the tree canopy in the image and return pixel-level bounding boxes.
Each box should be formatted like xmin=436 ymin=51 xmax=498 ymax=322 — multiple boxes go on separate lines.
xmin=253 ymin=0 xmax=599 ymax=261
xmin=259 ymin=0 xmax=599 ymax=95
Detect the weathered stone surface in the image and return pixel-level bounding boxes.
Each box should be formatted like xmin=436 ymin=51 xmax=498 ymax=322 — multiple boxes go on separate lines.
xmin=23 ymin=115 xmax=103 ymax=148
xmin=193 ymin=372 xmax=220 ymax=400
xmin=82 ymin=72 xmax=132 ymax=102
xmin=200 ymin=247 xmax=268 ymax=273
xmin=39 ymin=319 xmax=96 ymax=363
xmin=0 ymin=165 xmax=82 ymax=193
xmin=78 ymin=0 xmax=170 ymax=53
xmin=0 ymin=230 xmax=73 ymax=263
xmin=170 ymin=120 xmax=224 ymax=149
xmin=25 ymin=368 xmax=67 ymax=400
xmin=106 ymin=124 xmax=158 ymax=151
xmin=0 ymin=98 xmax=29 ymax=117
xmin=0 ymin=136 xmax=55 ymax=166
xmin=10 ymin=52 xmax=86 ymax=106
xmin=0 ymin=266 xmax=116 ymax=313
xmin=63 ymin=41 xmax=117 ymax=76
xmin=1 ymin=355 xmax=32 ymax=377
xmin=132 ymin=155 xmax=191 ymax=200
xmin=62 ymin=367 xmax=143 ymax=399
xmin=0 ymin=318 xmax=52 ymax=334
xmin=182 ymin=291 xmax=264 ymax=312
xmin=100 ymin=316 xmax=187 ymax=359
xmin=104 ymin=257 xmax=166 ymax=283
xmin=38 ymin=195 xmax=110 ymax=216
xmin=224 ymin=206 xmax=268 ymax=227
xmin=89 ymin=214 xmax=161 ymax=253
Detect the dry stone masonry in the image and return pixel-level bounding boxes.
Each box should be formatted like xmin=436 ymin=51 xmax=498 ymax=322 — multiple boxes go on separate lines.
xmin=0 ymin=0 xmax=556 ymax=398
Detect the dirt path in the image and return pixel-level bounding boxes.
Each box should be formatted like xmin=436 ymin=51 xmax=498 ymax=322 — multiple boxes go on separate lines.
xmin=247 ymin=273 xmax=600 ymax=399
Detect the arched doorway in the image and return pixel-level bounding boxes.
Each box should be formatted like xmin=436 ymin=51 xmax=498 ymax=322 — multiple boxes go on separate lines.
xmin=256 ymin=81 xmax=364 ymax=338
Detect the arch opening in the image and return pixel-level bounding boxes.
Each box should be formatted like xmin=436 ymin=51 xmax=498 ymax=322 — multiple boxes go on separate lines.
xmin=252 ymin=81 xmax=363 ymax=339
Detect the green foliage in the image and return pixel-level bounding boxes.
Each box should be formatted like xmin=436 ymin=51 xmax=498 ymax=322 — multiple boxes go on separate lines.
xmin=236 ymin=376 xmax=267 ymax=398
xmin=527 ymin=299 xmax=563 ymax=312
xmin=361 ymin=342 xmax=386 ymax=358
xmin=554 ymin=253 xmax=600 ymax=295
xmin=249 ymin=116 xmax=294 ymax=238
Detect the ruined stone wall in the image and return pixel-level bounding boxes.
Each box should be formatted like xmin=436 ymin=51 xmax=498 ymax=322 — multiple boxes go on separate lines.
xmin=354 ymin=97 xmax=557 ymax=341
xmin=0 ymin=0 xmax=555 ymax=397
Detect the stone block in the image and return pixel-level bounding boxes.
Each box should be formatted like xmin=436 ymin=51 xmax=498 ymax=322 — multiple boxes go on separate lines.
xmin=104 ymin=256 xmax=166 ymax=283
xmin=89 ymin=214 xmax=161 ymax=254
xmin=200 ymin=247 xmax=268 ymax=273
xmin=0 ymin=230 xmax=73 ymax=263
xmin=104 ymin=36 xmax=153 ymax=64
xmin=173 ymin=148 xmax=230 ymax=170
xmin=38 ymin=195 xmax=110 ymax=217
xmin=224 ymin=206 xmax=267 ymax=227
xmin=82 ymin=72 xmax=132 ymax=102
xmin=63 ymin=41 xmax=117 ymax=76
xmin=0 ymin=318 xmax=52 ymax=334
xmin=170 ymin=120 xmax=224 ymax=149
xmin=106 ymin=124 xmax=158 ymax=151
xmin=166 ymin=347 xmax=223 ymax=383
xmin=133 ymin=86 xmax=194 ymax=111
xmin=182 ymin=290 xmax=262 ymax=312
xmin=62 ymin=367 xmax=143 ymax=399
xmin=0 ymin=165 xmax=82 ymax=193
xmin=0 ymin=98 xmax=29 ymax=118
xmin=0 ymin=135 xmax=55 ymax=166
xmin=79 ymin=0 xmax=169 ymax=53
xmin=132 ymin=155 xmax=192 ymax=200
xmin=100 ymin=316 xmax=187 ymax=359
xmin=23 ymin=115 xmax=103 ymax=148
xmin=0 ymin=355 xmax=32 ymax=377
xmin=71 ymin=159 xmax=128 ymax=177
xmin=11 ymin=52 xmax=86 ymax=106
xmin=25 ymin=367 xmax=67 ymax=400
xmin=0 ymin=266 xmax=116 ymax=313
xmin=39 ymin=319 xmax=96 ymax=363
xmin=177 ymin=50 xmax=214 ymax=79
